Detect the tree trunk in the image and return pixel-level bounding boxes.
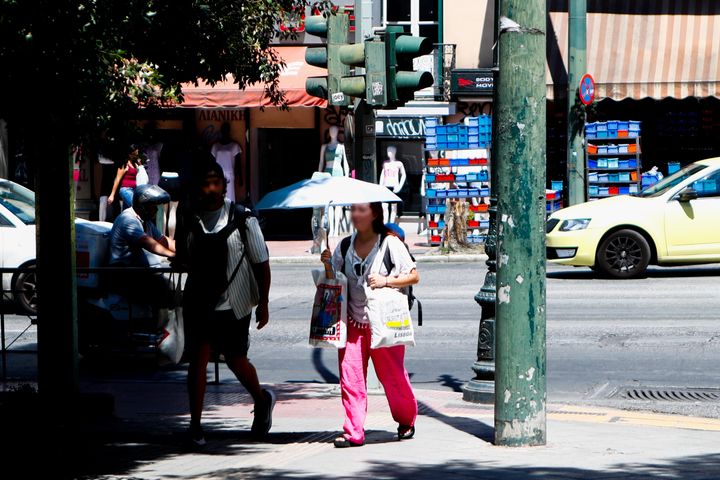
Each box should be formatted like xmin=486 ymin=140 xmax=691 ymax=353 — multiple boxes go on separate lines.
xmin=35 ymin=128 xmax=79 ymax=400
xmin=442 ymin=199 xmax=469 ymax=250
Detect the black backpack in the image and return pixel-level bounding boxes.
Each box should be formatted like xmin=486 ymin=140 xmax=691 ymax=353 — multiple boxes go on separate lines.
xmin=339 ymin=234 xmax=423 ymax=326
xmin=186 ymin=203 xmax=252 ymax=312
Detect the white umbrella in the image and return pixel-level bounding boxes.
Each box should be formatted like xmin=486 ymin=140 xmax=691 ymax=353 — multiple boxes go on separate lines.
xmin=255 ymin=174 xmax=401 ymax=210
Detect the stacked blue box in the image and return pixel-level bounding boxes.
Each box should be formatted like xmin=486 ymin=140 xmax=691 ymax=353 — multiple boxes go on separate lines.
xmin=586 ymin=122 xmax=598 ymax=139
xmin=642 ymin=174 xmax=659 ymax=188
xmin=424 ymin=117 xmax=438 ymax=149
xmin=425 ymin=117 xmax=493 ymax=150
xmin=467 ymin=115 xmax=492 ymax=148
xmin=628 ymin=120 xmax=641 ymax=138
xmin=596 ymin=122 xmax=609 ymax=138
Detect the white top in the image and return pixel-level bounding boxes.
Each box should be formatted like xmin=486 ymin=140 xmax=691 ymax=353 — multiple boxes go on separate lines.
xmin=381 ymin=161 xmax=402 ymax=189
xmin=197 ymin=199 xmax=269 ymax=317
xmin=211 ymin=142 xmax=242 ymax=201
xmin=331 ymin=233 xmax=416 ymax=324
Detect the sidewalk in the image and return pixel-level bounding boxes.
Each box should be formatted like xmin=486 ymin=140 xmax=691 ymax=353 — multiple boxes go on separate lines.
xmin=24 ymin=381 xmax=720 ymax=479
xmin=267 ymin=218 xmax=487 ymax=264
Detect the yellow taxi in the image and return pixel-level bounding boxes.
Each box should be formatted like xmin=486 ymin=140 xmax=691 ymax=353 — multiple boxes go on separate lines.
xmin=546 ymin=158 xmax=720 ymax=278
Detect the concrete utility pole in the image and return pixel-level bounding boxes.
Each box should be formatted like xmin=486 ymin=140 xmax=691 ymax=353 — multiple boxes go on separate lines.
xmin=566 ymin=0 xmax=587 ymax=205
xmin=493 ymin=0 xmax=547 ymax=447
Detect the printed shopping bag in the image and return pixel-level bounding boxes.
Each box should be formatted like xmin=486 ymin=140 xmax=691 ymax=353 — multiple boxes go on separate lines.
xmin=365 ymin=238 xmax=415 ymax=349
xmin=158 ymin=273 xmax=185 ymax=364
xmin=309 ymin=266 xmax=348 ymax=348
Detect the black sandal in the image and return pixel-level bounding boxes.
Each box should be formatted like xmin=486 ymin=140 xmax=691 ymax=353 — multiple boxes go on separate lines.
xmin=334 ymin=436 xmax=364 ymax=448
xmin=398 ymin=425 xmax=415 ymax=440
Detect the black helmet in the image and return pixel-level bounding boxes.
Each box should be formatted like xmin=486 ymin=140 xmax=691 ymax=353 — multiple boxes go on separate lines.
xmin=133 ymin=184 xmax=170 ymax=207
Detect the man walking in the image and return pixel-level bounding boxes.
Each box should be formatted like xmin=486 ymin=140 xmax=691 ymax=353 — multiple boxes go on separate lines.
xmin=177 ymin=160 xmax=274 ymax=447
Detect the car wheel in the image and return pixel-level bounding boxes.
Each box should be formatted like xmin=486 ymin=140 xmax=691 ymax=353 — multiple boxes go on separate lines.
xmin=13 ymin=264 xmax=38 ymax=315
xmin=596 ymin=229 xmax=651 ymax=279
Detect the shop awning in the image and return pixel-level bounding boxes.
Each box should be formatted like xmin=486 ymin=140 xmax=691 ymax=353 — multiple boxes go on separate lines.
xmin=180 ymin=47 xmax=327 ymax=108
xmin=547 ymin=3 xmax=720 ymax=100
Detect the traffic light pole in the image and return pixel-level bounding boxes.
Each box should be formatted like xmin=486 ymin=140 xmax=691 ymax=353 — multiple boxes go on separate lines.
xmin=352 ymin=99 xmax=377 ymax=183
xmin=567 ymin=0 xmax=587 ymax=205
xmin=493 ymin=0 xmax=547 ymax=447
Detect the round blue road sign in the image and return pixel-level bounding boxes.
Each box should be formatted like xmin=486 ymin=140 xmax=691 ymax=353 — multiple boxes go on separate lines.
xmin=579 ymin=74 xmax=595 ymax=105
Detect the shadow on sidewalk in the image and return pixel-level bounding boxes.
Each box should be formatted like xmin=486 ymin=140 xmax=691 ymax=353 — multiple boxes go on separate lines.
xmin=418 ymin=400 xmax=494 ymax=443
xmin=98 ymin=453 xmax=720 ymax=479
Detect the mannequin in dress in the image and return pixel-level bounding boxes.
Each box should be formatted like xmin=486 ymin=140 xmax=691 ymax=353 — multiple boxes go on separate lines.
xmin=318 ymin=125 xmax=349 ymax=237
xmin=379 ymin=145 xmax=406 ymax=223
xmin=211 ymin=122 xmax=243 ymax=202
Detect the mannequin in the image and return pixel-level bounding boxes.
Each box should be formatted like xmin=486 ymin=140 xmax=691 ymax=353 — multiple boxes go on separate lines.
xmin=318 ymin=125 xmax=349 ymax=237
xmin=211 ymin=122 xmax=243 ymax=202
xmin=379 ymin=145 xmax=406 ymax=223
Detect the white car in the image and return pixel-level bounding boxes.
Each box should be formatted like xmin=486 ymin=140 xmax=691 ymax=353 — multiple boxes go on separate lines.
xmin=0 ymin=179 xmax=37 ymax=314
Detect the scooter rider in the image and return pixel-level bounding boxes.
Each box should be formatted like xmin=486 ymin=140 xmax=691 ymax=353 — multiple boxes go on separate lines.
xmin=108 ymin=184 xmax=176 ymax=305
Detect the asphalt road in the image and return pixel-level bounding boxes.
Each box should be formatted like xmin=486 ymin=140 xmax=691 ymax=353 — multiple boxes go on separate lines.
xmin=2 ymin=261 xmax=720 ymax=417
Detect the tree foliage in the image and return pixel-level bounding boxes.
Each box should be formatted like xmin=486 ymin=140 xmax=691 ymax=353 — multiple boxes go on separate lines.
xmin=0 ymin=0 xmax=330 ymax=139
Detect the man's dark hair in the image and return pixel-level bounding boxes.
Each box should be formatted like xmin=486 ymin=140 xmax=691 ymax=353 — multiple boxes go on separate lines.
xmin=195 ymin=156 xmax=227 ymax=193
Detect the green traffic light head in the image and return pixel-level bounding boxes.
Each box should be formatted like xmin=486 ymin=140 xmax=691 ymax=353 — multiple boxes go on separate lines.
xmin=305 ymin=77 xmax=329 ymax=100
xmin=305 ymin=15 xmax=328 ymax=37
xmin=395 ymin=35 xmax=433 ymax=57
xmin=305 ymin=47 xmax=328 ymax=68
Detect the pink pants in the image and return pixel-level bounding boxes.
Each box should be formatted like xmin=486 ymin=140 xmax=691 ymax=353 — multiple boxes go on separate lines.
xmin=338 ymin=321 xmax=418 ymax=443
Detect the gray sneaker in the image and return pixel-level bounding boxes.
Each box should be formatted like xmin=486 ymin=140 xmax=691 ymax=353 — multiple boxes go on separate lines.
xmin=251 ymin=389 xmax=276 ymax=438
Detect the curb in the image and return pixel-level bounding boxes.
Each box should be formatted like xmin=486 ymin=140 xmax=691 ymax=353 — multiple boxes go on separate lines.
xmin=270 ymin=254 xmax=488 ymax=265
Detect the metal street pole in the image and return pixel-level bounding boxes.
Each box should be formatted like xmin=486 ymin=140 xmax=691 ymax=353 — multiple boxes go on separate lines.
xmin=566 ymin=0 xmax=587 ymax=205
xmin=493 ymin=0 xmax=547 ymax=447
xmin=462 ymin=0 xmax=500 ymax=403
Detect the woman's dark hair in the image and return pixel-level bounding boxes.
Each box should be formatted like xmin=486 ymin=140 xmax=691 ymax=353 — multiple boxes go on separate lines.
xmin=369 ymin=202 xmax=397 ymax=237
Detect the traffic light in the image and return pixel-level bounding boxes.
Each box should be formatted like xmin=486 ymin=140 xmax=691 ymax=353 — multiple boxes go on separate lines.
xmin=384 ymin=26 xmax=434 ymax=107
xmin=305 ymin=11 xmax=351 ymax=106
xmin=337 ymin=40 xmax=389 ymax=106
xmin=305 ymin=17 xmax=434 ymax=108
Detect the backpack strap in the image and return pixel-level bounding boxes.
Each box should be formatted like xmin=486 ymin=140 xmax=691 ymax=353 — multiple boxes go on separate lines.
xmin=339 ymin=235 xmax=352 ymax=276
xmin=231 ymin=203 xmax=251 ymax=248
xmin=341 ymin=231 xmax=394 ymax=276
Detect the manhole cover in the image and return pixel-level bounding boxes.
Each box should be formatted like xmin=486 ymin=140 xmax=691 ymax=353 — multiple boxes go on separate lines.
xmin=614 ymin=386 xmax=720 ymax=403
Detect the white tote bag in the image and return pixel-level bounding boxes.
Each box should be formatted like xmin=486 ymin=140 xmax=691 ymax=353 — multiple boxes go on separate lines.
xmin=309 ymin=266 xmax=348 ymax=348
xmin=158 ymin=273 xmax=185 ymax=364
xmin=136 ymin=164 xmax=149 ymax=186
xmin=365 ymin=238 xmax=415 ymax=349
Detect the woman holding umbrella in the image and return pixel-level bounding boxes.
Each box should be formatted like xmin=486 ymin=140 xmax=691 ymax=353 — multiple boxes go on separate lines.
xmin=321 ymin=202 xmax=420 ymax=448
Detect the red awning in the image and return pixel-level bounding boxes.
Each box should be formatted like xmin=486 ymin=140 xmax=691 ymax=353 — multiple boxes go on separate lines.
xmin=180 ymin=47 xmax=327 ymax=108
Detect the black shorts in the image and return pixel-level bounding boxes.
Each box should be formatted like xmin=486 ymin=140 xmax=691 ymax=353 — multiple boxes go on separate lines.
xmin=185 ymin=309 xmax=251 ymax=358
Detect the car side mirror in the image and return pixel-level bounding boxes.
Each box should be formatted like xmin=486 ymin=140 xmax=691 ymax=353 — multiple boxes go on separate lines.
xmin=677 ymin=187 xmax=698 ymax=202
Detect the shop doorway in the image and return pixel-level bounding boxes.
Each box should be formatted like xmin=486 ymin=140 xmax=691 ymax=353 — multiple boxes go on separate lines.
xmin=258 ymin=128 xmax=319 ymax=239
xmin=376 ymin=139 xmax=425 ymax=215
